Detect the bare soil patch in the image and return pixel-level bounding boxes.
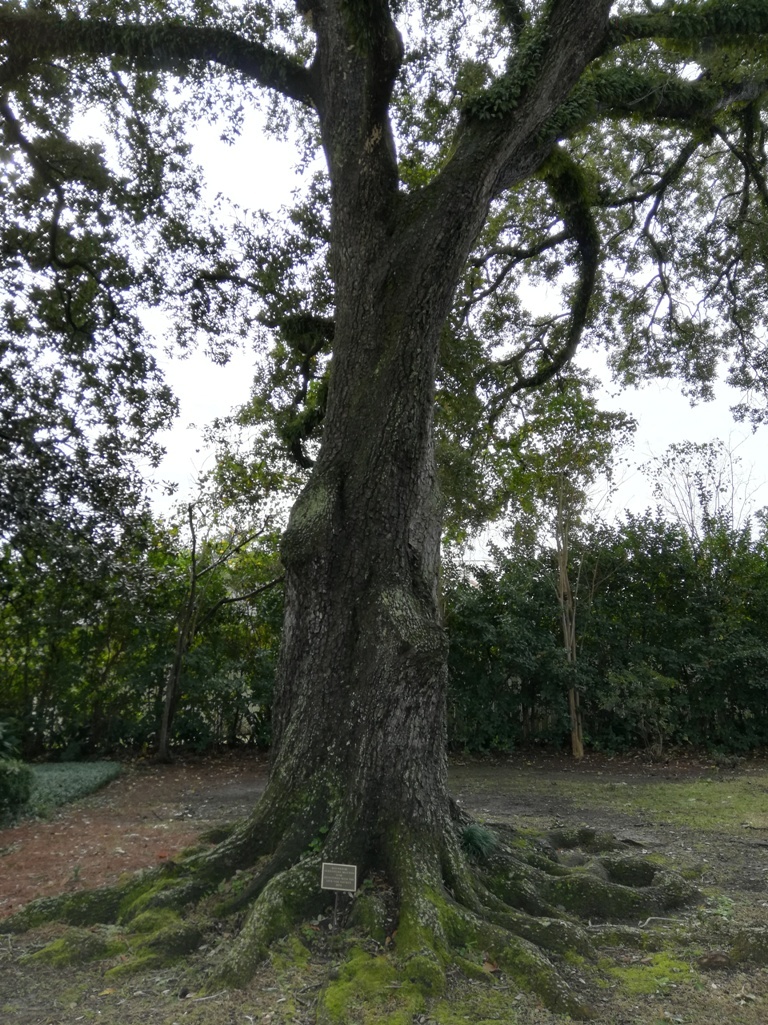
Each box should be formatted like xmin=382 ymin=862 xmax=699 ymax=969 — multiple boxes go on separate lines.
xmin=0 ymin=753 xmax=268 ymax=921
xmin=1 ymin=750 xmax=768 ymax=1025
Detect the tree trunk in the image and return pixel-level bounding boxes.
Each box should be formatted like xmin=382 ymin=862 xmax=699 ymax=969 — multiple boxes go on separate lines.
xmin=157 ymin=505 xmax=199 ymax=763
xmin=268 ymin=251 xmax=453 ymax=870
xmin=156 ymin=593 xmax=197 ymax=763
xmin=556 ymin=484 xmax=584 ymax=759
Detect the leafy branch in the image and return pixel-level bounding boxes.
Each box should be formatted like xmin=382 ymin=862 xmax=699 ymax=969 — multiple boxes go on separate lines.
xmin=0 ymin=10 xmax=316 ymax=106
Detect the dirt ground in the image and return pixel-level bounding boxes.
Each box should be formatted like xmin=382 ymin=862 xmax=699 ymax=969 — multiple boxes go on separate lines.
xmin=1 ymin=751 xmax=767 ymax=1024
xmin=0 ymin=755 xmax=270 ymax=922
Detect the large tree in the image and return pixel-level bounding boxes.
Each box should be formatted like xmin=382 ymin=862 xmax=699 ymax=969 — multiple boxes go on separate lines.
xmin=3 ymin=0 xmax=768 ymax=1013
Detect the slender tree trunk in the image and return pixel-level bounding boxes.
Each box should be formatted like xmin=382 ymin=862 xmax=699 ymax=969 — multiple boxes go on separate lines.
xmin=555 ymin=487 xmax=584 ymax=759
xmin=157 ymin=505 xmax=198 ymax=763
xmin=156 ymin=594 xmax=197 ymax=763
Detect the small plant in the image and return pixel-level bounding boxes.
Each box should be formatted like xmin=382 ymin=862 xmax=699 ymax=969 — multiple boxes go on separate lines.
xmin=308 ymin=825 xmax=330 ymax=854
xmin=460 ymin=823 xmax=498 ymax=862
xmin=703 ymin=894 xmax=735 ymax=921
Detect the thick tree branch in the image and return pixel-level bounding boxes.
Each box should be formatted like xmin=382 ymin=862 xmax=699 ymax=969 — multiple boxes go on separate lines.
xmin=427 ymin=1 xmax=613 ymax=222
xmin=461 ymin=0 xmax=612 ymax=128
xmin=479 ymin=147 xmax=601 ymax=396
xmin=311 ymin=0 xmax=403 ymax=212
xmin=543 ymin=64 xmax=768 ymax=148
xmin=609 ymin=0 xmax=768 ymax=48
xmin=0 ymin=11 xmax=316 ymax=106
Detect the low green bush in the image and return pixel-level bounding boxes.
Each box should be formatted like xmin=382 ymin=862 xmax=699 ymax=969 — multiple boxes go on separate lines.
xmin=29 ymin=761 xmax=122 ymax=813
xmin=0 ymin=758 xmax=34 ymax=819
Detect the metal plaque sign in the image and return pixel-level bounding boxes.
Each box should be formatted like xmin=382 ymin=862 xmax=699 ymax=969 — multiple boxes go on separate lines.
xmin=321 ymin=862 xmax=357 ymax=892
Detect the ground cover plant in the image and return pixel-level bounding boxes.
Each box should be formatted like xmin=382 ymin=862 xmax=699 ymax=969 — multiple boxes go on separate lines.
xmin=0 ymin=761 xmax=121 ymax=826
xmin=26 ymin=762 xmax=123 ymax=816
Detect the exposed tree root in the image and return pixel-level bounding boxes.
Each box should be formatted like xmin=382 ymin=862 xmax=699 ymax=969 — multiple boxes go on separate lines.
xmin=1 ymin=813 xmax=701 ymax=1019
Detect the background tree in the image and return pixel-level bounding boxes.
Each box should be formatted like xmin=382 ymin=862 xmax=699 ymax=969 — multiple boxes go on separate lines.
xmin=498 ymin=373 xmax=635 ymax=756
xmin=156 ymin=487 xmax=283 ymax=763
xmin=3 ymin=0 xmax=768 ymax=1012
xmin=0 ymin=509 xmax=284 ymax=759
xmin=643 ymin=437 xmax=764 ymax=542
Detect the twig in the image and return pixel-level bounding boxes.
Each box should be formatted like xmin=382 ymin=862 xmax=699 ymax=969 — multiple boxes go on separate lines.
xmin=190 ymin=990 xmax=228 ymax=1002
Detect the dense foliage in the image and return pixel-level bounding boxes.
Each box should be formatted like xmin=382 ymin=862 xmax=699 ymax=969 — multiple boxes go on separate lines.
xmin=0 ymin=511 xmax=283 ymax=760
xmin=4 ymin=492 xmax=768 ymax=760
xmin=447 ymin=507 xmax=768 ymax=755
xmin=0 ymin=758 xmax=33 ymax=820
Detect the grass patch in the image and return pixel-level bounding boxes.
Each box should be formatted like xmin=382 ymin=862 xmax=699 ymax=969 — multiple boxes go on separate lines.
xmin=452 ymin=765 xmax=768 ymax=833
xmin=607 ymin=950 xmax=696 ymax=996
xmin=28 ymin=761 xmax=122 ymax=814
xmin=559 ymin=775 xmax=768 ymax=831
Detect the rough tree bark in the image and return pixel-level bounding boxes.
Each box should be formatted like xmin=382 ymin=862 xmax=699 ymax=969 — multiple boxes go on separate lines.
xmin=247 ymin=0 xmax=609 ymax=905
xmin=0 ymin=0 xmax=705 ymax=1015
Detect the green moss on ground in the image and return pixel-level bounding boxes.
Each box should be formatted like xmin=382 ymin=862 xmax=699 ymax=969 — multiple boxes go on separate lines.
xmin=20 ymin=925 xmax=127 ymax=966
xmin=607 ymin=950 xmax=697 ymax=996
xmin=319 ymin=946 xmax=428 ymax=1025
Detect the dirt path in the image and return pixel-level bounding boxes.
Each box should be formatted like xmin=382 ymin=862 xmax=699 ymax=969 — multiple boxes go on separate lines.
xmin=2 ymin=751 xmax=768 ymax=1025
xmin=0 ymin=754 xmax=269 ymax=921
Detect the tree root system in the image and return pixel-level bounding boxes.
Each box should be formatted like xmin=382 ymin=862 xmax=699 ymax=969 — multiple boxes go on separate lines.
xmin=1 ymin=806 xmax=718 ymax=1020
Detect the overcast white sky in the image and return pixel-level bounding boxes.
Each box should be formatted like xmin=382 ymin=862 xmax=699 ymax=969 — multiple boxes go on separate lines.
xmin=150 ymin=112 xmax=768 ymax=526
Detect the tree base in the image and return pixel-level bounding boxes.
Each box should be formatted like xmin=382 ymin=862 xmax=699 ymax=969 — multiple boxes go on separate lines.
xmin=0 ymin=809 xmax=709 ymax=1020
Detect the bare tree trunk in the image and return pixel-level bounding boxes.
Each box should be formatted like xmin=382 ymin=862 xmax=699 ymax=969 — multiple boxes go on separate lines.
xmin=555 ymin=482 xmax=584 ymax=759
xmin=157 ymin=505 xmax=198 ymax=763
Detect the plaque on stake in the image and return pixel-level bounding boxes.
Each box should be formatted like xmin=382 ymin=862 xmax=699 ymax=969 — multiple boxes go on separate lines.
xmin=321 ymin=862 xmax=357 ymax=893
xmin=321 ymin=863 xmax=357 ymax=933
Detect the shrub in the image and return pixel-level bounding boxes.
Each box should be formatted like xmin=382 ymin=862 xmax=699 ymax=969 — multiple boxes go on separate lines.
xmin=0 ymin=758 xmax=34 ymax=819
xmin=0 ymin=719 xmax=20 ymax=759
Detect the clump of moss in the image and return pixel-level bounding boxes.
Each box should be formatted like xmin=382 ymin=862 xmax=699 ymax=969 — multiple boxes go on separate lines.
xmin=608 ymin=950 xmax=693 ymax=996
xmin=2 ymin=885 xmax=126 ymax=933
xmin=101 ymin=908 xmax=204 ymax=978
xmin=21 ymin=926 xmax=126 ymax=966
xmin=320 ymin=946 xmax=415 ymax=1023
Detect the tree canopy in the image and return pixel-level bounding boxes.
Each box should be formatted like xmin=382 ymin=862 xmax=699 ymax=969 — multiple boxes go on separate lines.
xmin=2 ymin=1 xmax=768 ymax=497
